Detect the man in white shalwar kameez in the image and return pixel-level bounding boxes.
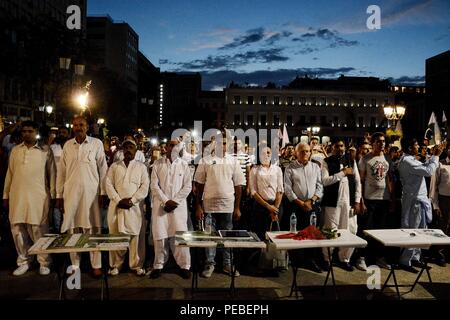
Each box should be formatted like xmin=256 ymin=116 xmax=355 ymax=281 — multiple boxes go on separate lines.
xmin=3 ymin=121 xmax=56 ymax=276
xmin=149 ymin=140 xmax=192 ymax=279
xmin=105 ymin=139 xmax=149 ymax=276
xmin=56 ymin=116 xmax=108 ymax=276
xmin=321 ymin=140 xmax=362 ymax=271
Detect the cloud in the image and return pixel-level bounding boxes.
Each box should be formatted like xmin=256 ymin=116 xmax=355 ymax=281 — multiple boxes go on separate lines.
xmin=200 ymin=67 xmax=357 ymax=90
xmin=171 ymin=48 xmax=289 ymax=71
xmin=159 ymin=59 xmax=169 ymax=65
xmin=265 ymin=31 xmax=293 ymax=45
xmin=296 ymin=47 xmax=319 ymax=55
xmin=220 ymin=27 xmax=265 ymax=50
xmin=291 ymin=28 xmax=359 ymax=48
xmin=387 ymin=75 xmax=425 ymax=85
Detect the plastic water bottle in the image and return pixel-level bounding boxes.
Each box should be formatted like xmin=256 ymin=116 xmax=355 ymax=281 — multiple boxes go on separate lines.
xmin=310 ymin=212 xmax=317 ymax=227
xmin=205 ymin=216 xmax=212 ymax=234
xmin=289 ymin=213 xmax=297 ymax=233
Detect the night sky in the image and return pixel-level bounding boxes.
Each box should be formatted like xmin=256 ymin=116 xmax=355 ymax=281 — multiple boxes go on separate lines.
xmin=88 ymin=0 xmax=450 ymax=90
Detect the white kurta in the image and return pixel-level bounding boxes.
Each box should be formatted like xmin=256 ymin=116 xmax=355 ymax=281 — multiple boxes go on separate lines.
xmin=56 ymin=136 xmax=108 ymax=233
xmin=3 ymin=143 xmax=56 ymax=225
xmin=105 ymin=160 xmax=150 ymax=235
xmin=150 ymin=157 xmax=192 ymax=240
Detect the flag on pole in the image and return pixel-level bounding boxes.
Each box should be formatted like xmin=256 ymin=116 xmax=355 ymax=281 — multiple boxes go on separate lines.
xmin=442 ymin=110 xmax=448 ymax=141
xmin=424 ymin=112 xmax=442 ymax=146
xmin=282 ymin=123 xmax=290 ymax=148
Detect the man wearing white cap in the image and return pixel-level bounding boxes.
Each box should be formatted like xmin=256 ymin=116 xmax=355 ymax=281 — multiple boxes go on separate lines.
xmin=105 ymin=138 xmax=149 ymax=276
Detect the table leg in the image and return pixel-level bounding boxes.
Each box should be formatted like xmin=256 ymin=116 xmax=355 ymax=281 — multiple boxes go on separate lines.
xmin=100 ymin=251 xmax=110 ymax=300
xmin=322 ymin=248 xmax=337 ymax=299
xmin=289 ymin=265 xmax=299 ymax=299
xmin=229 ymin=248 xmax=236 ymax=297
xmin=411 ymin=261 xmax=432 ymax=292
xmin=57 ymin=255 xmax=67 ymax=300
xmin=191 ymin=247 xmax=199 ymax=298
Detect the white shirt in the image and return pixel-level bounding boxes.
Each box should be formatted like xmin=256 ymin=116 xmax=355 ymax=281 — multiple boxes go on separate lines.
xmin=321 ymin=159 xmax=362 ymax=205
xmin=430 ymin=157 xmax=450 ymax=208
xmin=3 ymin=143 xmax=56 ymax=225
xmin=150 ymin=156 xmax=192 ymax=240
xmin=194 ymin=154 xmax=245 ymax=213
xmin=105 ymin=160 xmax=149 ymax=235
xmin=114 ymin=149 xmax=145 ymax=163
xmin=56 ymin=136 xmax=108 ymax=232
xmin=249 ymin=164 xmax=284 ymax=201
xmin=284 ymin=160 xmax=323 ymax=202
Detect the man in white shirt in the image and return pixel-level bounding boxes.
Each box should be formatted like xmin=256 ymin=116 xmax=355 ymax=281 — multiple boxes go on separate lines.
xmin=194 ymin=137 xmax=245 ymax=278
xmin=56 ymin=116 xmax=108 ymax=277
xmin=149 ymin=140 xmax=192 ymax=279
xmin=3 ymin=121 xmax=56 ymax=276
xmin=430 ymin=143 xmax=450 ymax=267
xmin=113 ymin=135 xmax=146 ymax=163
xmin=321 ymin=140 xmax=361 ymax=271
xmin=284 ymin=142 xmax=324 ymax=272
xmin=105 ymin=139 xmax=150 ymax=276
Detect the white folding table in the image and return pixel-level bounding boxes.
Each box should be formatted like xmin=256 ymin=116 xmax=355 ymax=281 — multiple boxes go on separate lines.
xmin=266 ymin=229 xmax=367 ymax=299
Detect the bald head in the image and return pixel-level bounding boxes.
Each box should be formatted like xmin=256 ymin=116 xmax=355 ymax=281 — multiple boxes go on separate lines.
xmin=295 ymin=143 xmax=311 ymax=164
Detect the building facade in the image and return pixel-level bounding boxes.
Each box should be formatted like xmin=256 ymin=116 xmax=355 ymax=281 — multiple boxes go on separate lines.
xmin=225 ymin=76 xmax=394 ymax=143
xmin=0 ymin=0 xmax=87 ymax=125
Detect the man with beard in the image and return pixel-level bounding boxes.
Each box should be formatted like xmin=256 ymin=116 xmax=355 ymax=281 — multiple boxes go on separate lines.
xmin=56 ymin=116 xmax=108 ymax=277
xmin=321 ymin=140 xmax=361 ymax=271
xmin=105 ymin=139 xmax=149 ymax=276
xmin=3 ymin=121 xmax=56 ymax=276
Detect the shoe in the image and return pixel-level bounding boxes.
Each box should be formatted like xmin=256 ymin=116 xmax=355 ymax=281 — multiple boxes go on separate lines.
xmin=39 ymin=266 xmax=51 ymax=276
xmin=338 ymin=261 xmax=354 ymax=272
xmin=308 ymin=260 xmax=323 ymax=273
xmin=13 ymin=264 xmax=29 ymax=276
xmin=149 ymin=268 xmax=162 ymax=279
xmin=399 ymin=264 xmax=419 ymax=274
xmin=411 ymin=260 xmax=430 ymax=269
xmin=201 ymin=265 xmax=215 ymax=278
xmin=223 ymin=266 xmax=240 ymax=277
xmin=135 ymin=268 xmax=146 ymax=276
xmin=355 ymin=257 xmax=368 ymax=271
xmin=179 ymin=269 xmax=192 ymax=279
xmin=109 ymin=267 xmax=119 ymax=276
xmin=92 ymin=268 xmax=103 ymax=278
xmin=376 ymin=258 xmax=392 ymax=270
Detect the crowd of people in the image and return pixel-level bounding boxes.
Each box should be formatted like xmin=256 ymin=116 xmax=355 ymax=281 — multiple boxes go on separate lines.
xmin=0 ymin=116 xmax=449 ymax=282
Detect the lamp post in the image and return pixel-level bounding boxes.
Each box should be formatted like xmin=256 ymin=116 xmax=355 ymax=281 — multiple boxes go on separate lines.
xmin=383 ymin=104 xmax=406 ymax=128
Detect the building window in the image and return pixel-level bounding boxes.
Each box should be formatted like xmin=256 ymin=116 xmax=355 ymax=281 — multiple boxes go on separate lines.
xmin=287 ymin=96 xmax=294 ymax=105
xmin=371 ymin=98 xmax=376 ymax=107
xmin=319 ymin=97 xmax=325 ymax=106
xmin=310 ymin=97 xmax=316 ymax=106
xmin=334 ymin=98 xmax=340 ymax=106
xmin=287 ymin=115 xmax=293 ymax=125
xmin=233 ymin=96 xmax=241 ymax=105
xmin=260 ymin=96 xmax=267 ymax=105
xmin=260 ymin=114 xmax=267 ymax=125
xmin=247 ymin=96 xmax=254 ymax=105
xmin=310 ymin=116 xmax=316 ymax=124
xmin=247 ymin=114 xmax=254 ymax=125
xmin=299 ymin=97 xmax=306 ymax=106
xmin=273 ymin=114 xmax=280 ymax=126
xmin=359 ymin=99 xmax=364 ymax=107
xmin=299 ymin=116 xmax=306 ymax=125
xmin=370 ymin=117 xmax=376 ymax=127
xmin=333 ymin=116 xmax=339 ymax=126
xmin=320 ymin=116 xmax=327 ymax=125
xmin=274 ymin=96 xmax=280 ymax=106
xmin=358 ymin=117 xmax=364 ymax=127
xmin=234 ymin=114 xmax=240 ymax=125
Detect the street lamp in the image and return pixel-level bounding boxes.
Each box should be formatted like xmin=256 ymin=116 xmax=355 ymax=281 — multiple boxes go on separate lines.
xmin=307 ymin=126 xmax=320 ymax=142
xmin=383 ymin=104 xmax=406 ymax=128
xmin=97 ymin=118 xmax=105 ymax=125
xmin=45 ymin=105 xmax=53 ymax=115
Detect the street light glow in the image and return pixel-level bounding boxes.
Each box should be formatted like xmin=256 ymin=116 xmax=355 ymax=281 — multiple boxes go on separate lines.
xmin=151 ymin=138 xmax=158 ymax=146
xmin=97 ymin=118 xmax=105 ymax=125
xmin=45 ymin=105 xmax=53 ymax=114
xmin=77 ymin=92 xmax=89 ymax=109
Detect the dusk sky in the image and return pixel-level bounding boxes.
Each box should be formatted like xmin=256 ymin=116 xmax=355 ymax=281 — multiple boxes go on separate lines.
xmin=88 ymin=0 xmax=450 ymax=90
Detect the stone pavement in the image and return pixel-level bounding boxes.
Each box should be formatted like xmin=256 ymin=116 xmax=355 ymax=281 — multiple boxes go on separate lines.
xmin=1 ymin=257 xmax=448 ymax=300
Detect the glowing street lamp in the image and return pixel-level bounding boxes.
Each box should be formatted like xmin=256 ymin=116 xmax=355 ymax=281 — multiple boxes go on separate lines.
xmin=97 ymin=118 xmax=105 ymax=125
xmin=383 ymin=103 xmax=406 ymax=127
